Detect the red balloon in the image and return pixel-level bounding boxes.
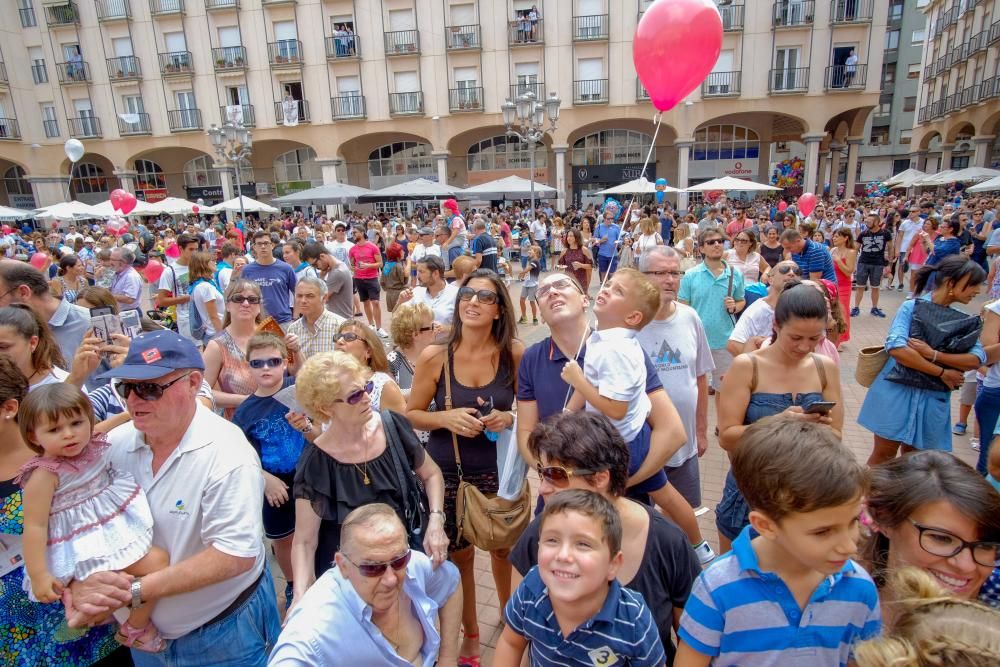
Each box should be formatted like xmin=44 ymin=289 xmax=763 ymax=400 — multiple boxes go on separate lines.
xmin=706 ymin=190 xmax=722 ymax=202
xmin=143 ymin=259 xmax=165 ymax=284
xmin=192 ymin=205 xmax=199 ymax=214
xmin=119 ymin=192 xmax=137 ymax=215
xmin=777 ymin=200 xmax=788 ymax=212
xmin=797 ymin=192 xmax=818 ymax=217
xmin=110 ymin=188 xmax=127 ymax=213
xmin=634 ymin=0 xmax=723 ymax=112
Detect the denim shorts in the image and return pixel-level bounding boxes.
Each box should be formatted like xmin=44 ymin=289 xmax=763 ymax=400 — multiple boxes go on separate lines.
xmin=131 ymin=567 xmax=281 ymax=667
xmin=627 ymin=423 xmax=668 ymax=495
xmin=715 ymin=471 xmax=750 ymax=541
xmin=597 ymin=254 xmax=619 ymax=275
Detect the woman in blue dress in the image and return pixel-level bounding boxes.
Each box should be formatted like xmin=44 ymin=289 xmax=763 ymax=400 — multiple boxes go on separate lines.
xmin=926 ymin=217 xmax=962 ymax=266
xmin=860 ymin=255 xmax=997 ymax=465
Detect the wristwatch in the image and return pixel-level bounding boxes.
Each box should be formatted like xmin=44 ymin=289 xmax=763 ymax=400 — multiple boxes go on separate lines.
xmin=130 ymin=578 xmax=143 ymax=609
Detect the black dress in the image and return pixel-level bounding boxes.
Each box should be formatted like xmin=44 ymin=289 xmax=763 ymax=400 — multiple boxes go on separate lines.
xmin=760 ymin=243 xmax=784 ymax=268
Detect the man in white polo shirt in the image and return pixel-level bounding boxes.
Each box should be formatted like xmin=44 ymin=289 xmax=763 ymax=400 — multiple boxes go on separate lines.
xmin=397 ymin=255 xmax=459 ymax=329
xmin=64 ymin=330 xmax=280 ymax=665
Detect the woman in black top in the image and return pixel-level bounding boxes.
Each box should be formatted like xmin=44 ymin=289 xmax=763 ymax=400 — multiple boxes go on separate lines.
xmin=407 ymin=269 xmax=525 ymax=665
xmin=511 ymin=411 xmax=701 ymax=666
xmin=760 ymin=225 xmax=785 ymax=268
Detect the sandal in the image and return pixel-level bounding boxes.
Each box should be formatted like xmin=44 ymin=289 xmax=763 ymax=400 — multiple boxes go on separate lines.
xmin=458 ymin=631 xmax=481 ymax=667
xmin=116 ymin=621 xmax=166 ymax=653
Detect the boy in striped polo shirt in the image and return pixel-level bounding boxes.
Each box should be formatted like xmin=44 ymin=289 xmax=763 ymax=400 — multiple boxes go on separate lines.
xmin=495 ymin=489 xmax=665 ymax=667
xmin=676 ymin=417 xmax=881 ymax=666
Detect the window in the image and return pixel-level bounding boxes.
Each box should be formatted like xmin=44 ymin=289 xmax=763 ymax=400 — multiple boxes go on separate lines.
xmin=691 ymin=125 xmax=760 ymax=161
xmin=274 ymin=147 xmax=321 ymax=185
xmin=367 ymin=142 xmax=434 ymax=180
xmin=184 ymin=155 xmax=220 ymax=188
xmin=18 ymin=0 xmax=36 ymax=28
xmin=885 ymin=30 xmax=899 ymax=51
xmin=134 ymin=159 xmax=165 ymax=190
xmin=907 ymin=64 xmax=921 ymax=79
xmin=899 ymin=130 xmax=913 ymax=145
xmin=71 ymin=163 xmax=109 ymax=195
xmin=903 ymin=96 xmax=917 ymax=112
xmin=889 ymin=0 xmax=903 ymax=20
xmin=875 ymin=101 xmax=892 ymax=115
xmin=912 ymin=29 xmax=926 ymax=45
xmin=467 ymin=135 xmax=547 ymax=171
xmin=2 ymin=166 xmax=31 ymax=197
xmin=572 ymin=129 xmax=656 ymax=165
xmin=870 ymin=128 xmax=889 ymax=145
xmin=882 ymin=63 xmax=896 ymax=87
xmin=41 ymin=105 xmax=57 ymax=137
xmin=28 ymin=47 xmax=46 ymax=84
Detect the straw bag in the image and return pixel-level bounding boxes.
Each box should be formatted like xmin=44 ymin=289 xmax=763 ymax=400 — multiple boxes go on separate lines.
xmin=855 ymin=346 xmax=889 ymax=388
xmin=445 ymin=351 xmax=530 ymax=552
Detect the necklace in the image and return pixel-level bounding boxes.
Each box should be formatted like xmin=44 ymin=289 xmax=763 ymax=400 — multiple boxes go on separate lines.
xmin=353 ymin=419 xmax=371 ymax=485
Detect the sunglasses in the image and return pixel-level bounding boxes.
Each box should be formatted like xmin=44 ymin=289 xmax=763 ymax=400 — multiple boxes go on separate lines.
xmin=342 ymin=550 xmax=412 ymax=578
xmin=248 ymin=357 xmax=283 ymax=370
xmin=335 ymin=380 xmax=374 ymax=405
xmin=115 ymin=372 xmax=192 ymax=402
xmin=229 ymin=295 xmax=261 ymax=305
xmin=537 ymin=463 xmax=600 ymax=487
xmin=334 ymin=332 xmax=362 ymax=344
xmin=457 ymin=286 xmax=499 ymax=305
xmin=418 ymin=326 xmax=435 ymax=333
xmin=702 ymin=238 xmax=724 ymax=246
xmin=537 ymin=278 xmax=579 ymax=300
xmin=777 ymin=265 xmax=802 ymax=275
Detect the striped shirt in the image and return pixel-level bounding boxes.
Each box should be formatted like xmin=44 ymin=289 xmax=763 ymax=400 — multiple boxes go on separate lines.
xmin=678 ymin=526 xmax=881 ymax=666
xmin=286 ymin=309 xmax=345 ymax=361
xmin=504 ymin=566 xmax=665 ymax=667
xmin=790 ymin=238 xmax=837 ymax=282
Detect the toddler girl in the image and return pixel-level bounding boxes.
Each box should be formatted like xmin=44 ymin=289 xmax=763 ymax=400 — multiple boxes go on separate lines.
xmin=17 ymin=383 xmax=169 ymax=652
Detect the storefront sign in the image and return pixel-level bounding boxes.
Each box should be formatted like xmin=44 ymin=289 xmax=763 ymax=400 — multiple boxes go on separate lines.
xmin=275 ymin=180 xmax=313 ymax=196
xmin=136 ymin=188 xmax=167 ymax=203
xmin=9 ymin=194 xmax=36 ymax=209
xmin=185 ymin=184 xmax=255 ymax=203
xmin=572 ymin=164 xmax=656 ymax=183
xmin=689 ymin=159 xmax=758 ymax=181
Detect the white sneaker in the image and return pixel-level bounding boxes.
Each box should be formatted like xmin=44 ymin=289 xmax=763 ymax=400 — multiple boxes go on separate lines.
xmin=376 ymin=328 xmax=390 ymax=339
xmin=971 ymin=437 xmax=981 ymax=451
xmin=693 ymin=540 xmax=716 ymax=566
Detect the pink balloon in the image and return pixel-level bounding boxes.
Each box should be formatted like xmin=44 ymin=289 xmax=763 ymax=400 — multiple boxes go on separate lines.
xmin=29 ymin=252 xmax=48 ymax=270
xmin=634 ymin=0 xmax=724 ymax=112
xmin=110 ymin=188 xmax=127 ymax=213
xmin=192 ymin=205 xmax=200 ymax=214
xmin=119 ymin=192 xmax=137 ymax=216
xmin=797 ymin=192 xmax=818 ymax=217
xmin=777 ymin=200 xmax=788 ymax=212
xmin=143 ymin=259 xmax=164 ymax=284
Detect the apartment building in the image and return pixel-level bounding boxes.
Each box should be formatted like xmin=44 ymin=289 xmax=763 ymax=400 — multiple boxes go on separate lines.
xmin=0 ymin=0 xmax=887 ymax=210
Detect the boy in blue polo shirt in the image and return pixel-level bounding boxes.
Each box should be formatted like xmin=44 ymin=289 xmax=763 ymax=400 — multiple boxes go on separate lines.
xmin=676 ymin=416 xmax=881 ymax=667
xmin=495 ymin=489 xmax=665 ymax=667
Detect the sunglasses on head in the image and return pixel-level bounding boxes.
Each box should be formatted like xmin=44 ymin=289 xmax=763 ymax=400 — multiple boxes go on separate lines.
xmin=777 ymin=265 xmax=802 ymax=275
xmin=537 ymin=463 xmax=600 ymax=487
xmin=229 ymin=295 xmax=261 ymax=305
xmin=335 ymin=380 xmax=374 ymax=405
xmin=115 ymin=372 xmax=192 ymax=402
xmin=334 ymin=332 xmax=362 ymax=344
xmin=457 ymin=286 xmax=499 ymax=305
xmin=342 ymin=550 xmax=412 ymax=578
xmin=248 ymin=357 xmax=283 ymax=370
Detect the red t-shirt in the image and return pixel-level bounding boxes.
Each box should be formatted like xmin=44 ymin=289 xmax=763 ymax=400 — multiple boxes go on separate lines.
xmin=349 ymin=241 xmax=381 ymax=280
xmin=726 ymin=219 xmax=753 ymax=237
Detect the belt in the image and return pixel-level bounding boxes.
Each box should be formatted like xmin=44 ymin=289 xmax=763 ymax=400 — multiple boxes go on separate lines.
xmin=203 ymin=569 xmax=265 ymax=628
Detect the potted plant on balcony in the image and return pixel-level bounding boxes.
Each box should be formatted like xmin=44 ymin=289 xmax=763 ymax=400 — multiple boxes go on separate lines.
xmin=216 ymin=58 xmax=226 ymax=68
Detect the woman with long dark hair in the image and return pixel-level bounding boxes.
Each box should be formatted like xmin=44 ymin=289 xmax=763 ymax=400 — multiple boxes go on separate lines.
xmin=556 ymin=227 xmax=594 ymax=291
xmin=49 ymin=254 xmax=88 ymax=303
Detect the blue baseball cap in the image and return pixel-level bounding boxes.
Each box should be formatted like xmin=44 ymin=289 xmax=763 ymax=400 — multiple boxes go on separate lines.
xmin=98 ymin=330 xmax=205 ymax=381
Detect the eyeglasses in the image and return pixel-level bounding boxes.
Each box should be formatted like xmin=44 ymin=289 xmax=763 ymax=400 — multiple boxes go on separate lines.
xmin=776 ymin=265 xmax=802 ymax=276
xmin=537 ymin=463 xmax=600 ymax=487
xmin=334 ymin=332 xmax=362 ymax=344
xmin=418 ymin=326 xmax=435 ymax=333
xmin=229 ymin=295 xmax=261 ymax=305
xmin=537 ymin=278 xmax=580 ymax=300
xmin=735 ymin=238 xmax=751 ymax=244
xmin=254 ymin=241 xmax=273 ymax=247
xmin=341 ymin=550 xmax=412 ymax=578
xmin=457 ymin=286 xmax=499 ymax=305
xmin=702 ymin=238 xmax=724 ymax=246
xmin=248 ymin=357 xmax=283 ymax=370
xmin=115 ymin=372 xmax=193 ymax=402
xmin=642 ymin=269 xmax=684 ymax=278
xmin=910 ymin=520 xmax=1000 ymax=568
xmin=335 ymin=380 xmax=374 ymax=405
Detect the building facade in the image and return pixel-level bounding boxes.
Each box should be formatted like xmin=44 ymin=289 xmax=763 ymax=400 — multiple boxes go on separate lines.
xmin=0 ymin=0 xmax=888 ymax=211
xmin=913 ymin=0 xmax=1000 ymax=173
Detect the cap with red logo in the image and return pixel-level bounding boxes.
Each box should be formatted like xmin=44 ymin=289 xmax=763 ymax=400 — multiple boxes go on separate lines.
xmin=98 ymin=330 xmax=205 ymax=381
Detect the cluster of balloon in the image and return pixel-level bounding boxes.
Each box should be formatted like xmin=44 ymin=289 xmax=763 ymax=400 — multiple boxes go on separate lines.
xmin=865 ymin=180 xmax=889 ymax=197
xmin=110 ymin=188 xmax=138 ymax=215
xmin=105 ymin=214 xmax=130 ymax=237
xmin=655 ymin=178 xmax=669 ymax=204
xmin=797 ymin=192 xmax=818 ymax=217
xmin=634 ymin=0 xmax=723 ymax=111
xmin=771 ymin=157 xmax=806 ymax=188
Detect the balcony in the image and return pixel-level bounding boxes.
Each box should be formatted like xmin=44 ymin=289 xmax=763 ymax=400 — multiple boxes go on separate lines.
xmin=768 ymin=67 xmax=809 ymax=93
xmin=572 ymin=15 xmax=608 ymax=41
xmin=720 ymin=3 xmax=745 ymax=31
xmin=509 ymin=82 xmax=544 ymax=100
xmin=824 ymin=64 xmax=867 ymax=90
xmin=107 ymin=56 xmax=141 ymax=82
xmin=830 ymin=0 xmax=873 ymax=24
xmin=56 ymin=61 xmax=91 ymax=84
xmin=326 ymin=34 xmax=359 ymax=59
xmin=220 ymin=104 xmax=255 ymax=127
xmin=0 ymin=118 xmax=20 ymax=141
xmin=96 ymin=0 xmax=131 ymax=21
xmin=19 ymin=6 xmax=37 ymax=27
xmin=636 ymin=79 xmax=649 ymax=102
xmin=389 ymin=91 xmax=423 ymax=116
xmin=268 ymin=40 xmax=303 ymax=68
xmin=212 ymin=46 xmax=247 ymax=72
xmin=149 ymin=0 xmax=184 ymax=15
xmin=960 ymin=85 xmax=978 ymax=108
xmin=331 ymin=94 xmax=365 ymax=120
xmin=43 ymin=119 xmax=59 ymax=138
xmin=509 ymin=18 xmax=543 ymax=46
xmin=167 ymin=109 xmax=202 ymax=132
xmin=68 ymin=116 xmax=102 ymax=139
xmin=118 ymin=112 xmax=152 ymax=136
xmin=449 ymin=86 xmax=484 ymax=112
xmin=159 ymin=51 xmax=193 ymax=77
xmin=702 ymin=71 xmax=742 ymax=97
xmin=446 ymin=25 xmax=481 ymax=50
xmin=923 ymin=64 xmax=933 ymax=82
xmin=384 ymin=30 xmax=419 ymax=56
xmin=262 ymin=0 xmax=296 ymax=4
xmin=990 ymin=20 xmax=1000 ymax=44
xmin=44 ymin=2 xmax=79 ymax=27
xmin=205 ymin=0 xmax=239 ymax=9
xmin=0 ymin=63 xmax=6 ymax=87
xmin=980 ymin=77 xmax=1000 ymax=102
xmin=573 ymin=79 xmax=609 ymax=104
xmin=969 ymin=30 xmax=988 ymax=56
xmin=275 ymin=99 xmax=310 ymax=124
xmin=772 ymin=1 xmax=814 ymax=28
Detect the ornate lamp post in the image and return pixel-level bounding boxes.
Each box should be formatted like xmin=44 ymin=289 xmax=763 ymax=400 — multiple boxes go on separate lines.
xmin=207 ymin=120 xmax=253 ymax=223
xmin=502 ymin=90 xmax=560 ymax=217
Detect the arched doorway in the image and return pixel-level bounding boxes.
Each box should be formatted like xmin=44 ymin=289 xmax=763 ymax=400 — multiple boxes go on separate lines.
xmin=690 ymin=124 xmax=761 ymax=185
xmin=273 ymin=147 xmax=322 ymax=197
xmin=70 ymin=162 xmax=111 ymax=204
xmin=570 ymin=128 xmax=656 ymax=207
xmin=134 ymin=159 xmax=167 ymax=203
xmin=1 ymin=165 xmax=34 ymax=209
xmin=466 ymin=135 xmax=548 ymax=186
xmin=368 ymin=141 xmax=434 ymax=189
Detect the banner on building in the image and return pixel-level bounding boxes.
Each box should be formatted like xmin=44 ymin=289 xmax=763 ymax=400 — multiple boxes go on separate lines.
xmin=281 ymin=100 xmax=299 ymax=127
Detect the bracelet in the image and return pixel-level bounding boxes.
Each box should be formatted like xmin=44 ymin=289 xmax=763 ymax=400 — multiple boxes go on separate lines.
xmin=429 ymin=510 xmax=446 ymax=519
xmin=932 ymin=350 xmax=939 ymax=363
xmin=938 ymin=366 xmax=946 ymax=377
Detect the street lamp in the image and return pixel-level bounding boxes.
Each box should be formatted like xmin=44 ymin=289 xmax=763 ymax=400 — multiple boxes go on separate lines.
xmin=502 ymin=90 xmax=560 ymax=218
xmin=207 ymin=120 xmax=253 ymax=224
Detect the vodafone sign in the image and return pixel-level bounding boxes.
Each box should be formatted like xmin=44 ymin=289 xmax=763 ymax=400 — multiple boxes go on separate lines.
xmin=723 ymin=161 xmax=753 ymax=177
xmin=689 ymin=158 xmax=758 ymax=180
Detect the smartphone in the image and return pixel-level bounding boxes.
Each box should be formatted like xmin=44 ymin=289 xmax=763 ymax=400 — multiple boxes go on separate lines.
xmin=89 ymin=306 xmax=114 ymax=318
xmin=90 ymin=313 xmax=124 ymax=346
xmin=119 ymin=309 xmax=141 ymax=339
xmin=476 ymin=396 xmax=495 ymax=418
xmin=804 ymin=401 xmax=837 ymax=415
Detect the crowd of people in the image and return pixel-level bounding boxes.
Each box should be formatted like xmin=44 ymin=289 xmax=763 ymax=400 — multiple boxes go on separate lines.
xmin=0 ymin=188 xmax=998 ymax=666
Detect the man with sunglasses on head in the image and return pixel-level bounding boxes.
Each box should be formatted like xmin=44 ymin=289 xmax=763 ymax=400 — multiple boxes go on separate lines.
xmin=726 ymin=260 xmax=803 ymax=357
xmin=286 ymin=276 xmax=345 ymax=362
xmin=270 ymin=503 xmax=462 ymax=666
xmin=65 ymin=330 xmax=281 ymax=665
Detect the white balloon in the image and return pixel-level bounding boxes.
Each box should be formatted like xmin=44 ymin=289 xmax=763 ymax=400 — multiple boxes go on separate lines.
xmin=64 ymin=138 xmax=84 ymax=163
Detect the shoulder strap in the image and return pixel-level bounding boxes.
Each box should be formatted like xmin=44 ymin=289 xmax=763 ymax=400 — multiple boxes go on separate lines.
xmin=443 ymin=349 xmax=463 ymax=477
xmin=749 ymin=354 xmax=759 ymax=393
xmin=725 ymin=260 xmax=734 ymax=297
xmin=380 ymin=409 xmax=420 ymax=528
xmin=811 ymin=353 xmax=827 ymax=391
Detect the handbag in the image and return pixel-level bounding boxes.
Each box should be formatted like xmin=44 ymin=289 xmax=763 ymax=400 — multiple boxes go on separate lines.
xmin=380 ymin=409 xmax=428 ymax=552
xmin=886 ymin=300 xmax=983 ymax=392
xmin=855 ymin=346 xmax=889 ymax=387
xmin=444 ymin=351 xmax=531 ymax=552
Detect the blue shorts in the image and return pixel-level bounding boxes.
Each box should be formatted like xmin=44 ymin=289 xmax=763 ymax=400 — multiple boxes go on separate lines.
xmin=597 ymin=254 xmax=619 ymax=275
xmin=262 ymin=470 xmax=296 ymax=539
xmin=626 ymin=422 xmax=668 ymax=496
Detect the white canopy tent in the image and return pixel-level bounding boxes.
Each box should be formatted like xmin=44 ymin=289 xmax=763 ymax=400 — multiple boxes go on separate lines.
xmin=882 ymin=168 xmax=926 ymax=188
xmin=271 ymin=183 xmax=372 ymax=206
xmin=357 ymin=178 xmax=463 ymax=202
xmin=149 ymin=197 xmax=202 ymax=216
xmin=201 ymin=196 xmax=279 ymax=215
xmin=458 ymin=175 xmax=559 ymax=200
xmin=913 ymin=170 xmax=959 ymax=186
xmin=34 ymin=201 xmax=101 ymax=221
xmin=88 ymin=199 xmax=160 ymax=218
xmin=685 ymin=176 xmax=781 ymax=192
xmin=966 ymin=175 xmax=1000 ymax=192
xmin=595 ymin=177 xmax=681 ymax=195
xmin=946 ymin=167 xmax=1000 ymax=183
xmin=0 ymin=205 xmax=35 ymax=221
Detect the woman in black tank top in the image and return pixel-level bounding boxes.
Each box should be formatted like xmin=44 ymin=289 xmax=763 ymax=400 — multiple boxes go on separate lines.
xmin=407 ymin=269 xmax=525 ymax=666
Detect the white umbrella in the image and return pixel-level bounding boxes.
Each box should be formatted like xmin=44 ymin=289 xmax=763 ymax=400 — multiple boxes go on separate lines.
xmin=357 ymin=178 xmax=462 ymax=202
xmin=88 ymin=199 xmax=159 ymax=218
xmin=459 ymin=175 xmax=558 ymax=200
xmin=149 ymin=197 xmax=201 ymax=216
xmin=595 ymin=177 xmax=681 ymax=196
xmin=914 ymin=170 xmax=959 ymax=186
xmin=882 ymin=168 xmax=926 ymax=188
xmin=271 ymin=183 xmax=371 ymax=206
xmin=205 ymin=195 xmax=279 ymax=214
xmin=946 ymin=167 xmax=1000 ymax=183
xmin=34 ymin=201 xmax=101 ymax=221
xmin=966 ymin=175 xmax=1000 ymax=192
xmin=685 ymin=176 xmax=781 ymax=192
xmin=0 ymin=205 xmax=34 ymax=221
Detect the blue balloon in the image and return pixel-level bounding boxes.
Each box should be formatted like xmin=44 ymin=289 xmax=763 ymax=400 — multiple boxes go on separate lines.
xmin=655 ymin=177 xmax=668 ymax=203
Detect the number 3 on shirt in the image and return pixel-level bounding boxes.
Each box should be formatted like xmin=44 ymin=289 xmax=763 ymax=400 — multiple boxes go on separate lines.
xmin=587 ymin=647 xmax=620 ymax=667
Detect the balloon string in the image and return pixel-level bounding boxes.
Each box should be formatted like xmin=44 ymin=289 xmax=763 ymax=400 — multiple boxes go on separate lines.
xmin=561 ymin=111 xmax=664 ymax=410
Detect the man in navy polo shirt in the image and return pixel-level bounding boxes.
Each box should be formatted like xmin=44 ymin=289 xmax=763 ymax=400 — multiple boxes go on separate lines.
xmin=780 ymin=228 xmax=836 ymax=282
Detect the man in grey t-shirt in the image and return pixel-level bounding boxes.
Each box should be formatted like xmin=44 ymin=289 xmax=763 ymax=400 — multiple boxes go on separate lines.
xmin=302 ymin=242 xmax=354 ymax=319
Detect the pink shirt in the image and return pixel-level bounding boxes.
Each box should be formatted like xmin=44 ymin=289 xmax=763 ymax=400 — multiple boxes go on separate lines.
xmin=349 ymin=241 xmax=381 ymax=280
